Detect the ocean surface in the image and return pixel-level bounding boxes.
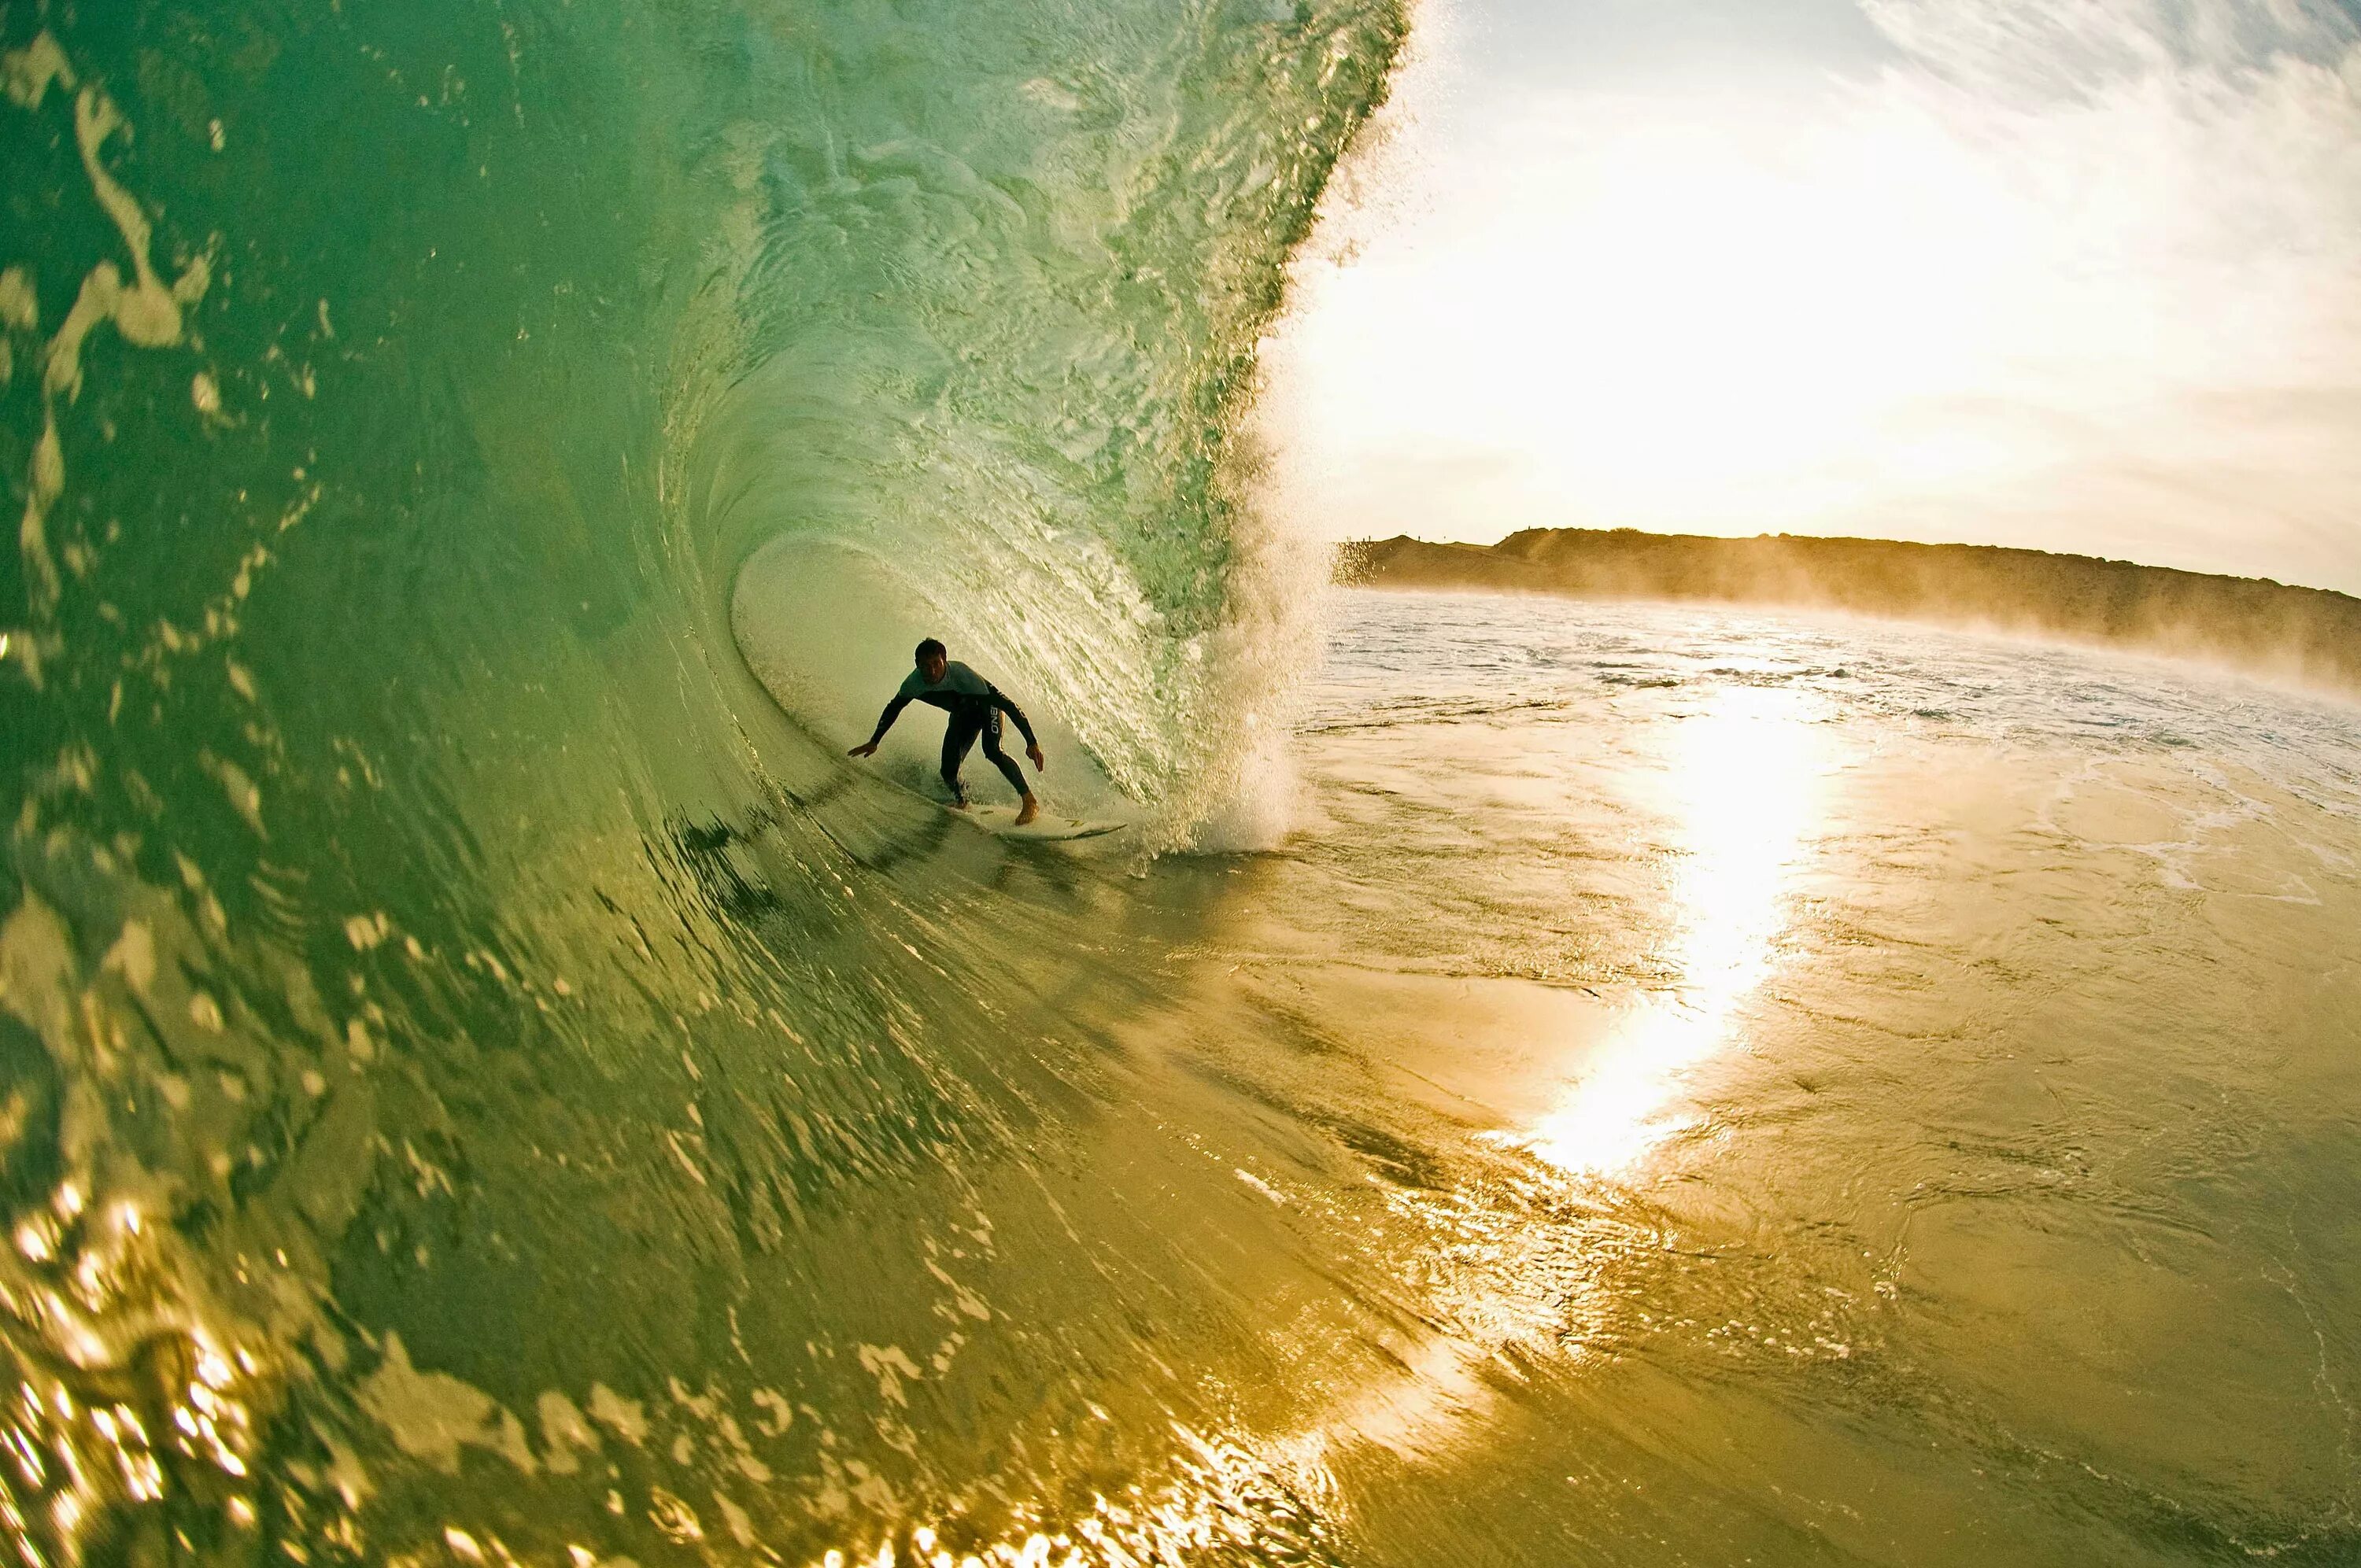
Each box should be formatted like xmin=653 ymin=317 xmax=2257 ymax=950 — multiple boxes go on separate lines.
xmin=7 ymin=4 xmax=2361 ymax=1564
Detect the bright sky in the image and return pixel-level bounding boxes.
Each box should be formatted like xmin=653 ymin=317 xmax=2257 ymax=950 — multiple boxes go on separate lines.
xmin=1262 ymin=0 xmax=2361 ymax=593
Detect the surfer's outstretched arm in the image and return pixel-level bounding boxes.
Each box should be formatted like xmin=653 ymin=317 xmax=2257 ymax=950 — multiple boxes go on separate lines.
xmin=848 ymin=694 xmax=911 ymax=758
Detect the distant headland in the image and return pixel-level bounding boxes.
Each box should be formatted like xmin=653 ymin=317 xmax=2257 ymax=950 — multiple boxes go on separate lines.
xmin=1343 ymin=529 xmax=2361 ymax=697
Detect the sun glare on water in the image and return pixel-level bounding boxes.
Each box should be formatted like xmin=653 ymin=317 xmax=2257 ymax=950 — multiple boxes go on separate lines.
xmin=1522 ymin=686 xmax=1828 ymax=1177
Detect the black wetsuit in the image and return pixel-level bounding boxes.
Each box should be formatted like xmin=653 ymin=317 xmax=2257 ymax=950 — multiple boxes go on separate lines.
xmin=866 ymin=661 xmax=1038 ymax=805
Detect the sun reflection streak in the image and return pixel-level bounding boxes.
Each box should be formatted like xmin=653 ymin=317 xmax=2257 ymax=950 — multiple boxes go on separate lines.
xmin=1524 ymin=686 xmax=1827 ymax=1177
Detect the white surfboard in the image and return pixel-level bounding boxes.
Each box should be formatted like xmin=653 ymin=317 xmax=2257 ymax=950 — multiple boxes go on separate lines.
xmin=862 ymin=763 xmax=1127 ymax=843
xmin=955 ymin=802 xmax=1127 ymax=841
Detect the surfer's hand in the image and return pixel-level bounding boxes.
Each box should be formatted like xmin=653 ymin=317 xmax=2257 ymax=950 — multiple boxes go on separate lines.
xmin=1027 ymin=743 xmax=1046 ymax=772
xmin=848 ymin=741 xmax=878 ymax=758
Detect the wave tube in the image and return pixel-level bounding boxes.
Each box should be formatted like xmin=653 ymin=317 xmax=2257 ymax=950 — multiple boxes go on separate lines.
xmin=0 ymin=2 xmax=1403 ymax=1562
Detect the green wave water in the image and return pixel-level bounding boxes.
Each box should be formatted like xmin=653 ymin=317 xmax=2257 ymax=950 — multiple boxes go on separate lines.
xmin=0 ymin=2 xmax=1402 ymax=1559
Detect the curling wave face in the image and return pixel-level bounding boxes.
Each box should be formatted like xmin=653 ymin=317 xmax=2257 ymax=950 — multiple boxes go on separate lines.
xmin=0 ymin=1 xmax=1400 ymax=1559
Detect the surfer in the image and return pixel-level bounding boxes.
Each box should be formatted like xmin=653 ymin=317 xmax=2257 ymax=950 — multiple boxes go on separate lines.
xmin=850 ymin=639 xmax=1046 ymax=825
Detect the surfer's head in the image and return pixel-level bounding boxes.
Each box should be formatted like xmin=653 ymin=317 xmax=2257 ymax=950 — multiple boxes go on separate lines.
xmin=914 ymin=637 xmax=948 ymax=684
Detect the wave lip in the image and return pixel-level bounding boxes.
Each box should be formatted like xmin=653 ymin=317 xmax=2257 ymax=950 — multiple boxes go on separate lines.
xmin=708 ymin=0 xmax=1408 ymax=840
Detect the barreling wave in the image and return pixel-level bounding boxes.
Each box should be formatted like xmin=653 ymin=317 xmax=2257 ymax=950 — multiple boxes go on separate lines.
xmin=0 ymin=1 xmax=1402 ymax=1561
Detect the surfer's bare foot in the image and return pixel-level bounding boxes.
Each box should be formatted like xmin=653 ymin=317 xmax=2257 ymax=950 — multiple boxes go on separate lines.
xmin=948 ymin=799 xmax=970 ymax=811
xmin=1015 ymin=795 xmax=1040 ymax=826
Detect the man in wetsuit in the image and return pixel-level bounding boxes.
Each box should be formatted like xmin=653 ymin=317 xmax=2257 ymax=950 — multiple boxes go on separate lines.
xmin=848 ymin=638 xmax=1045 ymax=825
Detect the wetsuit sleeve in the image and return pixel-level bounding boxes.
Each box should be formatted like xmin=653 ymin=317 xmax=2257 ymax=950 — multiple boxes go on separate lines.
xmin=866 ymin=692 xmax=912 ymax=745
xmin=988 ymin=685 xmax=1037 ymax=747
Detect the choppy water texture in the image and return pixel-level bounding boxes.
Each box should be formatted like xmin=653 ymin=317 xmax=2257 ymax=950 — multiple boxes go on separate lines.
xmin=6 ymin=2 xmax=2361 ymax=1564
xmin=1261 ymin=593 xmax=2361 ymax=1564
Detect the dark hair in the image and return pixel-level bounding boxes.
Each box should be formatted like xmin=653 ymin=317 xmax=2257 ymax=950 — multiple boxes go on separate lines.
xmin=914 ymin=637 xmax=947 ymax=665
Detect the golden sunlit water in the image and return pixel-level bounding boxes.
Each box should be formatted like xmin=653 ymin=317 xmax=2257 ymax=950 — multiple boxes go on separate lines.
xmin=1522 ymin=684 xmax=1830 ymax=1177
xmin=1086 ymin=588 xmax=2361 ymax=1564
